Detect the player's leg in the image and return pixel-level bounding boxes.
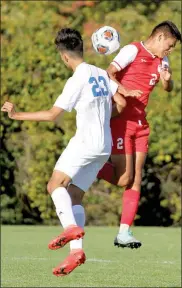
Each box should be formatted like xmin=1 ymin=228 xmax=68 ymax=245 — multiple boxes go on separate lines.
xmin=119 ymin=152 xmax=147 ymax=229
xmin=97 ymin=118 xmax=142 ymax=248
xmin=47 ymin=170 xmax=85 ymax=250
xmin=114 ymin=152 xmax=147 ymax=248
xmin=130 ymin=122 xmax=150 ymax=193
xmin=97 ymin=159 xmax=116 ymax=184
xmin=109 ymin=120 xmax=139 ymax=238
xmin=48 ymin=171 xmax=86 ymax=277
xmin=48 ymin=140 xmax=89 ymax=253
xmin=97 ymin=119 xmax=133 ymax=185
xmin=111 ymin=154 xmax=134 ymax=186
xmin=115 ymin=122 xmax=149 ymax=248
xmin=52 ymin=153 xmax=109 ymax=276
xmin=105 ymin=123 xmax=141 ymax=247
xmin=130 ymin=151 xmax=147 ymax=191
xmin=67 ymin=184 xmax=85 ymax=251
xmin=112 ymin=153 xmax=141 ymax=248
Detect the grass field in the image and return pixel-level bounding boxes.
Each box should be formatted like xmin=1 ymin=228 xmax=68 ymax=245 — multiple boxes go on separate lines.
xmin=1 ymin=226 xmax=181 ymax=287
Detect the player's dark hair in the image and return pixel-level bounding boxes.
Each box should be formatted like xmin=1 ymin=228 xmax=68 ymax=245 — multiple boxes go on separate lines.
xmin=55 ymin=28 xmax=83 ymax=57
xmin=150 ymin=21 xmax=181 ymax=43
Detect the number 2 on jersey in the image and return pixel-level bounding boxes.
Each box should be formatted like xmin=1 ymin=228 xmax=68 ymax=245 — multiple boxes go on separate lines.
xmin=149 ymin=74 xmax=157 ymax=86
xmin=117 ymin=138 xmax=123 ymax=149
xmin=89 ymin=76 xmax=109 ymax=97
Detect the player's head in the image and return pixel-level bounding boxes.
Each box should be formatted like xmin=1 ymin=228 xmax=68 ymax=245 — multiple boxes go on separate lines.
xmin=55 ymin=28 xmax=83 ymax=68
xmin=149 ymin=21 xmax=181 ymax=58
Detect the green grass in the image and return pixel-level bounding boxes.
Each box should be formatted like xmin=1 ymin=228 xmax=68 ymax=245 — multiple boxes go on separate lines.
xmin=1 ymin=226 xmax=181 ymax=287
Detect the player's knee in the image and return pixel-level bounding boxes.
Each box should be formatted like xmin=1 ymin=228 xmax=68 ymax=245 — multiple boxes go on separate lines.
xmin=47 ymin=181 xmax=66 ymax=194
xmin=47 ymin=181 xmax=54 ymax=194
xmin=117 ymin=173 xmax=133 ymax=187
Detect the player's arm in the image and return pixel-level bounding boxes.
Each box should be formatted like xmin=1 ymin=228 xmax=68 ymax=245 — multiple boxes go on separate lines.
xmin=160 ymin=68 xmax=173 ymax=92
xmin=2 ymin=69 xmax=85 ymax=121
xmin=1 ymin=102 xmax=63 ymax=121
xmin=111 ymin=92 xmax=126 ymax=117
xmin=109 ymin=79 xmax=126 ymax=117
xmin=107 ymin=45 xmax=143 ymax=98
xmin=160 ymin=57 xmax=173 ymax=92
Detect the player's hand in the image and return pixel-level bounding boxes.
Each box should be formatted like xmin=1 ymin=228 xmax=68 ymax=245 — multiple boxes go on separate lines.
xmin=160 ymin=67 xmax=172 ymax=82
xmin=1 ymin=101 xmax=16 ymax=118
xmin=118 ymin=86 xmax=143 ymax=98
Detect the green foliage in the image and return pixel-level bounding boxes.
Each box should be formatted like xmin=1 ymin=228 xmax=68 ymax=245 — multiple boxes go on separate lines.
xmin=1 ymin=1 xmax=181 ymax=225
xmin=83 ymin=182 xmax=121 ymax=226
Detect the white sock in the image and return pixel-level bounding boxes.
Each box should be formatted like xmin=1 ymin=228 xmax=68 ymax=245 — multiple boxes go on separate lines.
xmin=70 ymin=205 xmax=85 ymax=250
xmin=119 ymin=224 xmax=129 ymax=233
xmin=51 ymin=187 xmax=77 ymax=228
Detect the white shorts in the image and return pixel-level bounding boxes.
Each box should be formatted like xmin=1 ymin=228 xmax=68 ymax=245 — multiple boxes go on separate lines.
xmin=54 ymin=138 xmax=110 ymax=192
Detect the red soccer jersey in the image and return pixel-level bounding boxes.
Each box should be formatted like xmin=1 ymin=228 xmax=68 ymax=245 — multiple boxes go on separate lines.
xmin=111 ymin=41 xmax=169 ymax=119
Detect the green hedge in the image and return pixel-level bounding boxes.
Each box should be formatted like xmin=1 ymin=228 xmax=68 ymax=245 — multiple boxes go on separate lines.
xmin=1 ymin=1 xmax=181 ymax=225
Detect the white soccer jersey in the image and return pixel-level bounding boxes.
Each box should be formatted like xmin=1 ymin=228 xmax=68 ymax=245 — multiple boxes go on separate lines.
xmin=54 ymin=62 xmax=118 ymax=155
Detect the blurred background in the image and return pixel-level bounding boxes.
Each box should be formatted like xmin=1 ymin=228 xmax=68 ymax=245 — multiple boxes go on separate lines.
xmin=1 ymin=0 xmax=181 ymax=226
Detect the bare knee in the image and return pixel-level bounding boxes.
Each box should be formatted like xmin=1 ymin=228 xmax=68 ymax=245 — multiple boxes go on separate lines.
xmin=47 ymin=179 xmax=69 ymax=195
xmin=117 ymin=173 xmax=133 ymax=187
xmin=47 ymin=181 xmax=54 ymax=194
xmin=111 ymin=154 xmax=134 ymax=187
xmin=47 ymin=181 xmax=58 ymax=194
xmin=47 ymin=171 xmax=72 ymax=194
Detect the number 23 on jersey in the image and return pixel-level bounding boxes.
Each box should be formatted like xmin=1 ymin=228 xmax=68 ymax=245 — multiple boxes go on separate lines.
xmin=89 ymin=76 xmax=109 ymax=97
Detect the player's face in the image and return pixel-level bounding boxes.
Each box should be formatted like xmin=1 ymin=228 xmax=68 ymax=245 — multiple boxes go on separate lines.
xmin=157 ymin=34 xmax=177 ymax=58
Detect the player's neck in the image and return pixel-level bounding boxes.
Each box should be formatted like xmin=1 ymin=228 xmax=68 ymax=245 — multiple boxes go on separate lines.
xmin=143 ymin=39 xmax=158 ymax=57
xmin=71 ymin=58 xmax=84 ymax=71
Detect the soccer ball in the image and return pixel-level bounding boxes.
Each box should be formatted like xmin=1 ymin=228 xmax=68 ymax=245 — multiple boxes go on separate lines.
xmin=91 ymin=26 xmax=120 ymax=55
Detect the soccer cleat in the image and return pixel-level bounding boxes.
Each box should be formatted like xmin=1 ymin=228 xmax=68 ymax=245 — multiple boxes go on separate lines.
xmin=53 ymin=249 xmax=86 ymax=276
xmin=114 ymin=229 xmax=142 ymax=249
xmin=48 ymin=225 xmax=84 ymax=250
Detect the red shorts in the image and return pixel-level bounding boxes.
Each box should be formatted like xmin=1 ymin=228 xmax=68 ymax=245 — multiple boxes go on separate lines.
xmin=111 ymin=117 xmax=150 ymax=154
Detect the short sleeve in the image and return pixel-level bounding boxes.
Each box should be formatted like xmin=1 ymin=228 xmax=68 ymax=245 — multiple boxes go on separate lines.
xmin=109 ymin=79 xmax=118 ymax=95
xmin=111 ymin=44 xmax=138 ymax=71
xmin=54 ymin=69 xmax=85 ymax=112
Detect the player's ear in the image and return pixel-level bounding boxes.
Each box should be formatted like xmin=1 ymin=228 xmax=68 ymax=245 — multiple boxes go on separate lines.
xmin=63 ymin=52 xmax=69 ymax=63
xmin=158 ymin=33 xmax=164 ymax=42
xmin=59 ymin=52 xmax=68 ymax=63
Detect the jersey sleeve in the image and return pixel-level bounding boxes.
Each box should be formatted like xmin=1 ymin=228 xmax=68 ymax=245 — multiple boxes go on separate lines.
xmin=109 ymin=79 xmax=118 ymax=96
xmin=111 ymin=44 xmax=138 ymax=71
xmin=54 ymin=69 xmax=85 ymax=112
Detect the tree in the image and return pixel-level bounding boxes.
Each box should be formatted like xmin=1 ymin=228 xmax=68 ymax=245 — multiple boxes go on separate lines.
xmin=1 ymin=0 xmax=181 ymax=225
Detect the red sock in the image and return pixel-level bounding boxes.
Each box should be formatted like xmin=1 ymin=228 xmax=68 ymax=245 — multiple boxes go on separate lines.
xmin=120 ymin=189 xmax=140 ymax=226
xmin=97 ymin=162 xmax=114 ymax=184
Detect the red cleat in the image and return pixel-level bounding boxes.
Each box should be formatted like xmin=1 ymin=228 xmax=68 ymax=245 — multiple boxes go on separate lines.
xmin=53 ymin=249 xmax=86 ymax=276
xmin=48 ymin=225 xmax=84 ymax=250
